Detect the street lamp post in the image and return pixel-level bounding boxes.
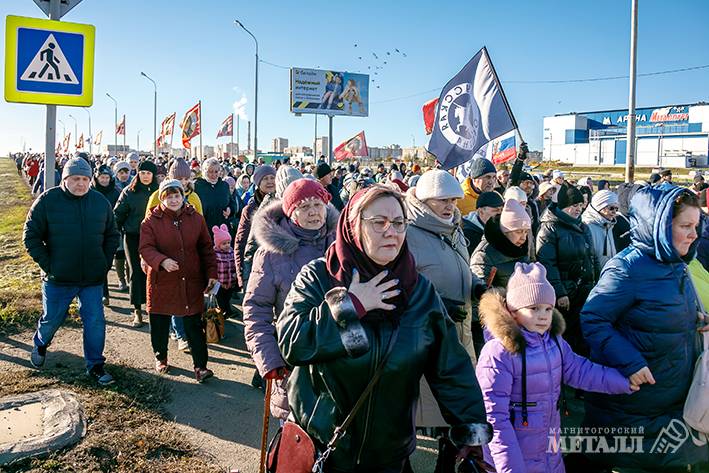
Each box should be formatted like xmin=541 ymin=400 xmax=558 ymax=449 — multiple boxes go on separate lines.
xmin=84 ymin=107 xmax=92 ymax=155
xmin=140 ymin=72 xmax=158 ymax=158
xmin=234 ymin=19 xmax=258 ymax=163
xmin=58 ymin=119 xmax=65 ymax=139
xmin=106 ymin=93 xmax=118 ymax=155
xmin=68 ymin=114 xmax=77 ymax=153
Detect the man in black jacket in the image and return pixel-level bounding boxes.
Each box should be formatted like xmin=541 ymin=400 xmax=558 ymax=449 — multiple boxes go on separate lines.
xmin=23 ymin=157 xmax=121 ymax=385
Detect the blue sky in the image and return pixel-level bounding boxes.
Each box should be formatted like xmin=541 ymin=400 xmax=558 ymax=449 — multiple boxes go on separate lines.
xmin=1 ymin=0 xmax=708 ymax=156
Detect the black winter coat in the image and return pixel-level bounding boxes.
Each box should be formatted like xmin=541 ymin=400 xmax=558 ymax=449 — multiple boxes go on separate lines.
xmin=114 ymin=181 xmax=157 ymax=235
xmin=536 ymin=205 xmax=597 ymax=300
xmin=462 ymin=214 xmax=485 ymax=256
xmin=92 ymin=176 xmax=121 ymax=208
xmin=194 ymin=177 xmax=235 ymax=238
xmin=23 ymin=186 xmax=121 ymax=286
xmin=470 ymin=216 xmax=530 ymax=289
xmin=277 ymin=259 xmax=491 ymax=471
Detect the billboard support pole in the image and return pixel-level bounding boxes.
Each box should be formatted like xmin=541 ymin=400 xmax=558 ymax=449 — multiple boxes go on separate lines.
xmin=625 ymin=0 xmax=639 ymax=183
xmin=314 ymin=114 xmax=318 ymax=159
xmin=328 ymin=115 xmax=333 ymax=165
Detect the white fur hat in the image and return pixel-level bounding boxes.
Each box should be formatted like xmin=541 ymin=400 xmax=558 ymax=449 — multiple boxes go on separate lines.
xmin=414 ymin=169 xmax=464 ymax=201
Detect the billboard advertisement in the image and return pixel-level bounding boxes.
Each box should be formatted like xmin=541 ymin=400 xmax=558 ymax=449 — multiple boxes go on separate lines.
xmin=290 ymin=67 xmax=369 ymax=117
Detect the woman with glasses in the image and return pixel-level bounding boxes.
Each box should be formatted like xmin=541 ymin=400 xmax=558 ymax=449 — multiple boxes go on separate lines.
xmin=276 ymin=185 xmax=492 ymax=473
xmin=403 ymin=170 xmax=481 ymax=430
xmin=536 ymin=184 xmax=597 ymax=355
xmin=581 ymin=190 xmax=619 ymax=277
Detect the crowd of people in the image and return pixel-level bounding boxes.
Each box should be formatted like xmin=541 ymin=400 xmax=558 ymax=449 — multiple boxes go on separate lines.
xmin=13 ymin=146 xmax=709 ymax=472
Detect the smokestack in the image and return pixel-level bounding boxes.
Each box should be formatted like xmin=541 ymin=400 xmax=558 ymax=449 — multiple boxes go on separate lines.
xmin=247 ymin=120 xmax=251 ymax=157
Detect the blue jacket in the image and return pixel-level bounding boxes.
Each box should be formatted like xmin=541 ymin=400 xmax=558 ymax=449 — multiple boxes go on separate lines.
xmin=580 ymin=185 xmax=707 ymax=469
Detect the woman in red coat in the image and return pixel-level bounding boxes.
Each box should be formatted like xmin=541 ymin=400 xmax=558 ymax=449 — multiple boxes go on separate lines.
xmin=139 ymin=179 xmax=218 ymax=382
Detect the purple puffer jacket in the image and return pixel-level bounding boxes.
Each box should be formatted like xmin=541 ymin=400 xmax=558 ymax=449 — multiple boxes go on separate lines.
xmin=242 ymin=200 xmax=338 ymax=419
xmin=475 ymin=289 xmax=633 ymax=473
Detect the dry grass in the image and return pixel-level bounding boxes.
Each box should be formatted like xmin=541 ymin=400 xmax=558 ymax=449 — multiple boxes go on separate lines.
xmin=0 ymin=366 xmax=219 ymax=473
xmin=0 ymin=159 xmax=43 ymax=336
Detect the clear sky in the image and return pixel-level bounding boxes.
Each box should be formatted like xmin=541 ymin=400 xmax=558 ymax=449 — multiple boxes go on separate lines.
xmin=1 ymin=0 xmax=708 ymax=156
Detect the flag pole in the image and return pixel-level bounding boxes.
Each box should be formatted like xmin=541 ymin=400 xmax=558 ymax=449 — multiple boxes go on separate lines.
xmin=481 ymin=46 xmax=523 ymax=143
xmin=198 ymin=101 xmax=203 ymax=160
xmin=230 ymin=113 xmax=234 ymax=159
xmin=170 ymin=114 xmax=175 ymax=151
xmin=236 ymin=115 xmax=240 ymax=157
xmin=123 ymin=115 xmax=126 ymax=149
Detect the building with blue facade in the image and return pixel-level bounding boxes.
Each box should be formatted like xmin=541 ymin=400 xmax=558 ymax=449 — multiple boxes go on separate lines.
xmin=543 ymin=103 xmax=709 ymax=167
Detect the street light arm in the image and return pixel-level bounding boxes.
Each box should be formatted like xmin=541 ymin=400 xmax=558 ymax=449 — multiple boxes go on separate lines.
xmin=234 ymin=20 xmax=258 ymax=54
xmin=140 ymin=72 xmax=157 ymax=91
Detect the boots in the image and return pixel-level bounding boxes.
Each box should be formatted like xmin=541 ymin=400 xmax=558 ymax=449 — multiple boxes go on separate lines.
xmin=116 ymin=258 xmax=128 ymax=292
xmin=132 ymin=308 xmax=144 ymax=328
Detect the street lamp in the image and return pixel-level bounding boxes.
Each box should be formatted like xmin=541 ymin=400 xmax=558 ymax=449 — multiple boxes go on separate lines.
xmin=68 ymin=114 xmax=77 ymax=153
xmin=140 ymin=72 xmax=157 ymax=158
xmin=106 ymin=93 xmax=118 ymax=155
xmin=234 ymin=19 xmax=258 ymax=163
xmin=58 ymin=119 xmax=65 ymax=138
xmin=84 ymin=107 xmax=92 ymax=155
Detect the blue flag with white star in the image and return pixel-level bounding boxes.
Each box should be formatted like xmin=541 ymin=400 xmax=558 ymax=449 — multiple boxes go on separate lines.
xmin=427 ymin=47 xmax=516 ymax=171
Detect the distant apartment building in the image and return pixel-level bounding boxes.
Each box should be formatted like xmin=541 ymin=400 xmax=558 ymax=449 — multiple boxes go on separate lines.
xmin=272 ymin=137 xmax=289 ymax=153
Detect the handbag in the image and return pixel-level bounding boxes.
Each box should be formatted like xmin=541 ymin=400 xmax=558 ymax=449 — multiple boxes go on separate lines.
xmin=267 ymin=325 xmax=400 ymax=473
xmin=203 ymin=294 xmax=223 ymax=343
xmin=683 ymin=274 xmax=709 ymax=434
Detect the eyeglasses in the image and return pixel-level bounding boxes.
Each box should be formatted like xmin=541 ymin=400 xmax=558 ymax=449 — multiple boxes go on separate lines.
xmin=361 ymin=216 xmax=408 ymax=234
xmin=606 ymin=206 xmax=619 ymax=212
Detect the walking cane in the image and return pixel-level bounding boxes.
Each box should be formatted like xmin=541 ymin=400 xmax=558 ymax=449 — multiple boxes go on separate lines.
xmin=486 ymin=267 xmax=498 ymax=289
xmin=259 ymin=378 xmax=273 ymax=473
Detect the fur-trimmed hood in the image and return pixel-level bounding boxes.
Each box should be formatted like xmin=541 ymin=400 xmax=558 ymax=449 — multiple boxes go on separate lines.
xmin=251 ymin=199 xmax=338 ymax=255
xmin=479 ymin=287 xmax=565 ymax=354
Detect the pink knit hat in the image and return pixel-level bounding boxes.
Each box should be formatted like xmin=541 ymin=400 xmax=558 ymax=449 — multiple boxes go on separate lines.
xmin=499 ymin=199 xmax=531 ymax=233
xmin=212 ymin=224 xmax=231 ymax=248
xmin=506 ymin=262 xmax=556 ymax=312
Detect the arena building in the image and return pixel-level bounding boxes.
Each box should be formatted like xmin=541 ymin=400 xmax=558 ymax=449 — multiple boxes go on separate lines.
xmin=543 ymin=102 xmax=709 ymax=167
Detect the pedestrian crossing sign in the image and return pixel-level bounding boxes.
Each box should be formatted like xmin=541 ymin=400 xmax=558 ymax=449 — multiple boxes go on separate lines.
xmin=4 ymin=15 xmax=95 ymax=106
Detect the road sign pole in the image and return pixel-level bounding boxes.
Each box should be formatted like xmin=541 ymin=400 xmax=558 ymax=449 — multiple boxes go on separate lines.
xmin=43 ymin=0 xmax=61 ymax=190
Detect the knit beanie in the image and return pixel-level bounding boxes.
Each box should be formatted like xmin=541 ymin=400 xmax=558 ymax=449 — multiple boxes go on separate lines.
xmin=316 ymin=162 xmax=333 ymax=180
xmin=499 ymin=199 xmax=532 ymax=233
xmin=281 ymin=178 xmax=331 ymax=218
xmin=113 ymin=161 xmax=130 ymax=174
xmin=126 ymin=151 xmax=140 ymax=162
xmin=62 ymin=157 xmax=92 ymax=180
xmin=212 ymin=224 xmax=231 ymax=248
xmin=504 ymin=186 xmax=528 ymax=203
xmin=96 ymin=164 xmax=113 ymax=177
xmin=591 ymin=190 xmax=618 ymax=211
xmin=469 ymin=158 xmax=496 ymax=179
xmin=476 ymin=191 xmax=504 ymax=209
xmin=168 ymin=158 xmax=191 ymax=180
xmin=158 ymin=178 xmax=184 ymax=198
xmin=275 ymin=165 xmax=304 ymax=198
xmin=138 ymin=160 xmax=157 ymax=175
xmin=415 ymin=169 xmax=464 ymax=201
xmin=224 ymin=176 xmax=236 ymax=188
xmin=556 ymin=184 xmax=583 ymax=209
xmin=252 ymin=165 xmax=276 ymax=187
xmin=506 ymin=262 xmax=556 ymax=312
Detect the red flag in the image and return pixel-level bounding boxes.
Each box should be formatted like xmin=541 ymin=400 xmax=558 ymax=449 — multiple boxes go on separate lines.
xmin=93 ymin=130 xmax=103 ymax=145
xmin=181 ymin=103 xmax=201 ymax=149
xmin=217 ymin=114 xmax=233 ymax=138
xmin=76 ymin=133 xmax=84 ymax=149
xmin=63 ymin=133 xmax=71 ymax=153
xmin=116 ymin=115 xmax=126 ymax=136
xmin=422 ymin=98 xmax=438 ymax=135
xmin=160 ymin=112 xmax=176 ymax=142
xmin=334 ymin=131 xmax=368 ymax=162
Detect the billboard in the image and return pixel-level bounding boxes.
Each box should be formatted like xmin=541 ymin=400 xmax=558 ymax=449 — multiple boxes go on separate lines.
xmin=290 ymin=67 xmax=369 ymax=117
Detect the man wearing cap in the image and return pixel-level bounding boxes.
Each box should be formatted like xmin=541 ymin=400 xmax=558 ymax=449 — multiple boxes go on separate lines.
xmin=316 ymin=162 xmax=344 ymax=210
xmin=462 ymin=191 xmax=504 ymax=255
xmin=23 ymin=157 xmax=121 ymax=386
xmin=659 ymin=169 xmax=673 ymax=184
xmin=552 ymin=170 xmax=565 ymax=186
xmin=458 ymin=158 xmax=498 ymax=215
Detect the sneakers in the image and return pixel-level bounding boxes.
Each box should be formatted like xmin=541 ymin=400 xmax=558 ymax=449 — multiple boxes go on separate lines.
xmin=87 ymin=365 xmax=115 ymax=386
xmin=177 ymin=339 xmax=190 ymax=353
xmin=117 ymin=280 xmax=128 ymax=292
xmin=30 ymin=345 xmax=46 ymax=368
xmin=132 ymin=309 xmax=144 ymax=328
xmin=102 ymin=297 xmax=110 ymax=307
xmin=155 ymin=359 xmax=169 ymax=374
xmin=194 ymin=367 xmax=213 ymax=383
xmin=169 ymin=331 xmax=178 ymax=341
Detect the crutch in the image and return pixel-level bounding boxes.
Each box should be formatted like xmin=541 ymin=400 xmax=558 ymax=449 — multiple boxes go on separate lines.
xmin=259 ymin=378 xmax=273 ymax=473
